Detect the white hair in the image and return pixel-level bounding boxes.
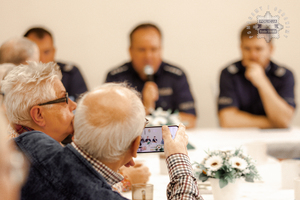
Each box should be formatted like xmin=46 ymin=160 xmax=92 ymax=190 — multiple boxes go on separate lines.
xmin=0 ymin=37 xmax=39 ymax=65
xmin=1 ymin=61 xmax=62 ymax=126
xmin=73 ymin=83 xmax=145 ymax=162
xmin=0 ymin=63 xmax=15 ymax=90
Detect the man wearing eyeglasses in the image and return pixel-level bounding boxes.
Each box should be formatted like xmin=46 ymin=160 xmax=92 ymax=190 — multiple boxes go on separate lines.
xmin=12 ymin=83 xmax=202 ymax=200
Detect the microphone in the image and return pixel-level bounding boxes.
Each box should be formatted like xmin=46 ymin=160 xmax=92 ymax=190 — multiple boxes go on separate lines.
xmin=144 ymin=65 xmax=154 ymax=81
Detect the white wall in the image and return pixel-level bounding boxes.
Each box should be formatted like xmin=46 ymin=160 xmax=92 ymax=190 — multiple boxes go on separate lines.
xmin=0 ymin=0 xmax=299 ymax=128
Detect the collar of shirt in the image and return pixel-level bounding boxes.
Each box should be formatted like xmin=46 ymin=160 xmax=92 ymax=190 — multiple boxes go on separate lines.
xmin=71 ymin=142 xmax=123 ymax=186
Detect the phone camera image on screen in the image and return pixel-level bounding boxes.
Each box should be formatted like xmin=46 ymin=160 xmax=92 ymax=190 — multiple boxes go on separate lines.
xmin=137 ymin=125 xmax=178 ymax=153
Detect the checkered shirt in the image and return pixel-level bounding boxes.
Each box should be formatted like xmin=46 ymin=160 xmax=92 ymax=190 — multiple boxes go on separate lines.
xmin=71 ymin=142 xmax=123 ymax=188
xmin=166 ymin=153 xmax=204 ymax=200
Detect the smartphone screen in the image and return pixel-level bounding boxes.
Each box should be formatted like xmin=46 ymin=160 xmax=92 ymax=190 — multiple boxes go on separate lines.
xmin=137 ymin=125 xmax=178 ymax=153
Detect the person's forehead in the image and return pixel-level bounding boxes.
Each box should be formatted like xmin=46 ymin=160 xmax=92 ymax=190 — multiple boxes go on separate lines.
xmin=27 ymin=34 xmax=54 ymax=48
xmin=131 ymin=28 xmax=161 ymax=44
xmin=241 ymin=37 xmax=270 ymax=47
xmin=53 ymin=79 xmax=66 ymax=96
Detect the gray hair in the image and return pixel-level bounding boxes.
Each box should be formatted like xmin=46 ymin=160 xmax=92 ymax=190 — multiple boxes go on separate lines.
xmin=73 ymin=83 xmax=145 ymax=162
xmin=1 ymin=62 xmax=62 ymax=126
xmin=0 ymin=37 xmax=39 ymax=65
xmin=0 ymin=63 xmax=15 ymax=91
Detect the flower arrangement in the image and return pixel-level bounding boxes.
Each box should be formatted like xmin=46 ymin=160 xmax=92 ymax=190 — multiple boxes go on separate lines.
xmin=146 ymin=107 xmax=180 ymax=126
xmin=155 ymin=144 xmax=164 ymax=152
xmin=194 ymin=148 xmax=260 ymax=188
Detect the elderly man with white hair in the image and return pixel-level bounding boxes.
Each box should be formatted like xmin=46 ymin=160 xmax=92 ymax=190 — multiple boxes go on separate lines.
xmin=2 ymin=62 xmax=151 ymax=198
xmin=12 ymin=81 xmax=202 ymax=199
xmin=0 ymin=37 xmax=39 ymax=64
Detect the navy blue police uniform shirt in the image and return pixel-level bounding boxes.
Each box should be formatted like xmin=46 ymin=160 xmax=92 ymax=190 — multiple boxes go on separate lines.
xmin=218 ymin=60 xmax=296 ymax=115
xmin=57 ymin=62 xmax=88 ymax=101
xmin=105 ymin=61 xmax=196 ymax=115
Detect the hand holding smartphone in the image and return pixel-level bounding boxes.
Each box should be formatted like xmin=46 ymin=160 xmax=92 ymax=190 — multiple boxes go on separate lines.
xmin=137 ymin=125 xmax=178 ymax=153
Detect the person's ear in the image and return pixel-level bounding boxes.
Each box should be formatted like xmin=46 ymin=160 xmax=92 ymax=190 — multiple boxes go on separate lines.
xmin=30 ymin=106 xmax=46 ymax=127
xmin=130 ymin=136 xmax=141 ymax=158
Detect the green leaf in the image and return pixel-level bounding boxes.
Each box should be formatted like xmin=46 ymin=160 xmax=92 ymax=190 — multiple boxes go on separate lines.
xmin=245 ymin=177 xmax=254 ymax=182
xmin=199 ymin=173 xmax=209 ymax=182
xmin=215 ymin=171 xmax=222 ymax=179
xmin=219 ymin=179 xmax=228 ymax=188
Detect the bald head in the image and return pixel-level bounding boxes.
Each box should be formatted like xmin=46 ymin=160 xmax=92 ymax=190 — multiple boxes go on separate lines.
xmin=0 ymin=37 xmax=39 ymax=65
xmin=74 ymin=83 xmax=145 ymax=162
xmin=84 ymin=86 xmax=134 ymax=127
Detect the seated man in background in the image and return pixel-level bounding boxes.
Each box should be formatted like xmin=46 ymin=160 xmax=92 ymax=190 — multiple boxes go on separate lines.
xmin=0 ymin=37 xmax=39 ymax=64
xmin=105 ymin=23 xmax=197 ymax=128
xmin=13 ymin=82 xmax=202 ymax=199
xmin=218 ymin=23 xmax=295 ymax=128
xmin=24 ymin=27 xmax=88 ymax=101
xmin=2 ymin=62 xmax=150 ymax=195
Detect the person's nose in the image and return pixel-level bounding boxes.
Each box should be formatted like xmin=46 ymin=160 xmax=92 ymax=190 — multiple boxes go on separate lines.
xmin=249 ymin=50 xmax=258 ymax=61
xmin=69 ymin=98 xmax=77 ymax=111
xmin=144 ymin=50 xmax=153 ymax=63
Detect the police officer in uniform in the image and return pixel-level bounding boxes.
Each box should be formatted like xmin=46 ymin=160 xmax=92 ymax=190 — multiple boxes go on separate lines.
xmin=105 ymin=23 xmax=196 ymax=128
xmin=24 ymin=27 xmax=88 ymax=102
xmin=218 ymin=24 xmax=295 ymax=128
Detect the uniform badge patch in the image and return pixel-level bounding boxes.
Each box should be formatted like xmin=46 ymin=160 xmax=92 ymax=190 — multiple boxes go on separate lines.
xmin=64 ymin=63 xmax=74 ymax=72
xmin=274 ymin=67 xmax=286 ymax=77
xmin=227 ymin=64 xmax=238 ymax=74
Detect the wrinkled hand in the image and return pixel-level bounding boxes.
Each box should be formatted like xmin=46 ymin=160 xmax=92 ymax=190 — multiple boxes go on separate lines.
xmin=162 ymin=123 xmax=188 ymax=158
xmin=243 ymin=60 xmax=267 ymax=88
xmin=142 ymin=82 xmax=159 ymax=114
xmin=120 ymin=162 xmax=151 ymax=184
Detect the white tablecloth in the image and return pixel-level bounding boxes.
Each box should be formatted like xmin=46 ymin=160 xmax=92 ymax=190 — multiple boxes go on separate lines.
xmin=121 ymin=127 xmax=300 ymax=199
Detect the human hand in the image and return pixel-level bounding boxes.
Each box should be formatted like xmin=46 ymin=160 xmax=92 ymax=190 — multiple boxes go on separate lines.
xmin=242 ymin=60 xmax=268 ymax=88
xmin=120 ymin=162 xmax=151 ymax=184
xmin=142 ymin=82 xmax=159 ymax=114
xmin=162 ymin=123 xmax=188 ymax=158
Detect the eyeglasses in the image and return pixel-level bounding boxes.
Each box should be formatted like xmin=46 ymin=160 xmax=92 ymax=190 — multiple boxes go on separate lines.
xmin=38 ymin=92 xmax=69 ymax=106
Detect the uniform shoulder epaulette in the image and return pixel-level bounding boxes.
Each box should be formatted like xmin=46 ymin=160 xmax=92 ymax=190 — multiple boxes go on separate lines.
xmin=227 ymin=64 xmax=239 ymax=74
xmin=110 ymin=65 xmax=129 ymax=76
xmin=163 ymin=65 xmax=183 ymax=76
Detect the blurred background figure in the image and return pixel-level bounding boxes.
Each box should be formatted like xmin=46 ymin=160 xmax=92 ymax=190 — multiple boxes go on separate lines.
xmin=105 ymin=23 xmax=197 ymax=128
xmin=24 ymin=27 xmax=88 ymax=102
xmin=0 ymin=37 xmax=40 ymax=138
xmin=0 ymin=37 xmax=39 ymax=64
xmin=218 ymin=23 xmax=295 ymax=129
xmin=0 ymin=107 xmax=28 ymax=200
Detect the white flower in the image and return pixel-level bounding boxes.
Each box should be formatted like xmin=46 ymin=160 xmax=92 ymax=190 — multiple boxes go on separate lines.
xmin=206 ymin=170 xmax=211 ymax=176
xmin=204 ymin=155 xmax=223 ymax=171
xmin=152 ymin=117 xmax=168 ymax=126
xmin=244 ymin=169 xmax=250 ymax=174
xmin=229 ymin=156 xmax=248 ymax=170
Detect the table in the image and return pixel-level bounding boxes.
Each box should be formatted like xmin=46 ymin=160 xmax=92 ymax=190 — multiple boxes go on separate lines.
xmin=122 ymin=127 xmax=300 ymax=199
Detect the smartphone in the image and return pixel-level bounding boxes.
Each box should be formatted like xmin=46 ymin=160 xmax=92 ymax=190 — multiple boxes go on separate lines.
xmin=137 ymin=125 xmax=178 ymax=153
